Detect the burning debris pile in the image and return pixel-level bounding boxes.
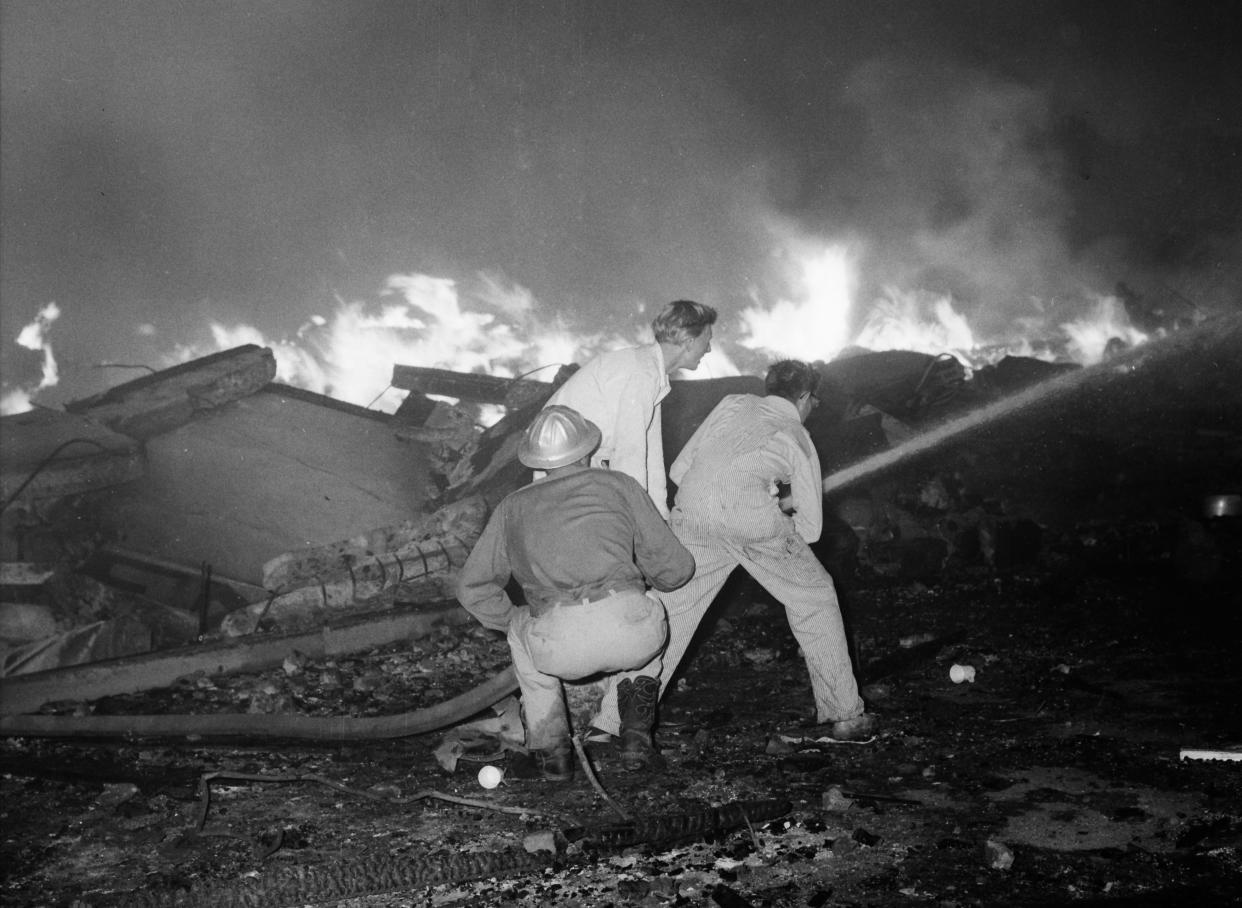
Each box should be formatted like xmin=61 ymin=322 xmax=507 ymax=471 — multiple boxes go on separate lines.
xmin=2 ymin=314 xmax=1240 ymax=690
xmin=0 ymin=311 xmax=1240 ymax=906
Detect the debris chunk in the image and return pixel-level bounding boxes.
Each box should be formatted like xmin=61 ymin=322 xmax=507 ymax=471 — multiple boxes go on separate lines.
xmin=984 ymin=838 xmax=1014 ymax=870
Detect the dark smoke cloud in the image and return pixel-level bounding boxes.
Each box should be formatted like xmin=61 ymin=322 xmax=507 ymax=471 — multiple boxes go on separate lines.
xmin=2 ymin=0 xmax=1239 ymax=404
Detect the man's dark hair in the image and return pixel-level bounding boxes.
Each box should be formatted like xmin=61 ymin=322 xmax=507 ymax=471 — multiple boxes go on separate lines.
xmin=765 ymin=360 xmax=820 ymax=403
xmin=652 ymin=299 xmax=717 ymax=344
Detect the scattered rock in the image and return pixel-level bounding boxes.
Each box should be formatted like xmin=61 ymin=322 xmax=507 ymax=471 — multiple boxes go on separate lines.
xmin=822 ymin=786 xmax=854 ymax=812
xmin=984 ymin=839 xmax=1014 ymax=870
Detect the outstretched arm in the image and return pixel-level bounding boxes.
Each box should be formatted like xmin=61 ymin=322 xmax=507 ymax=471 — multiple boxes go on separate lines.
xmin=626 ymin=478 xmax=695 ymax=591
xmin=784 ymin=430 xmax=824 ymax=543
xmin=454 ymin=510 xmax=518 ymax=631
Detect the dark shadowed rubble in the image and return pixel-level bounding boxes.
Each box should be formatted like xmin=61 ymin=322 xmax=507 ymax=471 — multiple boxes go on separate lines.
xmin=2 ymin=318 xmax=1241 ymax=906
xmin=3 ymin=525 xmax=1241 ymax=906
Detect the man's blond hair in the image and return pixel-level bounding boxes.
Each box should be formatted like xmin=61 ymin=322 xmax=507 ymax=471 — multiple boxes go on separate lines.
xmin=652 ymin=299 xmax=717 ymax=345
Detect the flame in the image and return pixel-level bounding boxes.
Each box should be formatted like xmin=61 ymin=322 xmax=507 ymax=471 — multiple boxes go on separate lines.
xmin=736 ymin=235 xmax=1153 ymax=372
xmin=739 ymin=244 xmax=854 ymax=361
xmin=16 ymin=233 xmax=1150 ymax=421
xmin=1 ymin=302 xmax=62 ymax=415
xmin=167 ymin=273 xmax=642 ymax=420
xmin=1060 ymin=294 xmax=1148 ymax=365
xmin=163 ymin=270 xmax=751 ymax=424
xmin=853 ymin=288 xmax=976 ymax=357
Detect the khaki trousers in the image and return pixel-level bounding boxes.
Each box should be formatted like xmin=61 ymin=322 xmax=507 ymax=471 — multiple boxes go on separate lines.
xmin=593 ymin=515 xmax=864 ymax=734
xmin=508 ymin=589 xmax=667 ymax=749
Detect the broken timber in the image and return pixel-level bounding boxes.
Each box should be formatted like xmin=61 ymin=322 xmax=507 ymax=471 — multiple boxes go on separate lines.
xmin=391 ymin=365 xmax=553 ymax=411
xmin=0 ymin=666 xmax=517 ymax=741
xmin=0 ymin=602 xmax=476 ymax=716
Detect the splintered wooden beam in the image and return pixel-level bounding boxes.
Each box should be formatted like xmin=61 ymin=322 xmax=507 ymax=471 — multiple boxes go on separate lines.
xmin=0 ymin=603 xmax=473 ymax=716
xmin=391 ymin=365 xmax=552 ymax=409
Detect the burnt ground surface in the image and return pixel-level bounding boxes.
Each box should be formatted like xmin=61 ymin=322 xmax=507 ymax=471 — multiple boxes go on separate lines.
xmin=3 ymin=527 xmax=1242 ymax=908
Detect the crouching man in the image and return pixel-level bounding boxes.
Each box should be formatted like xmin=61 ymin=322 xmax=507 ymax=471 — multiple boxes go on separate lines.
xmin=455 ymin=405 xmax=694 ymax=781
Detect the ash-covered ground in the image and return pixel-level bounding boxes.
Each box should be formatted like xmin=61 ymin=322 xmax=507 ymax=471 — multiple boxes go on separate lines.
xmin=3 ymin=518 xmax=1241 ymax=908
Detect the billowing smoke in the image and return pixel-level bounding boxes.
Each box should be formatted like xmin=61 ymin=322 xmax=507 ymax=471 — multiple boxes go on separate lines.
xmin=2 ymin=4 xmax=1235 ymax=411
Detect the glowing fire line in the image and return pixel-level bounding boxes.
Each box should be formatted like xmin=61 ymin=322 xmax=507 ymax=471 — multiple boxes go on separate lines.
xmin=2 ymin=242 xmax=1150 ymax=417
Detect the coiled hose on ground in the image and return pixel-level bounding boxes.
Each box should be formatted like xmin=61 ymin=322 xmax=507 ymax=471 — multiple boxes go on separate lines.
xmin=0 ymin=667 xmax=518 ymax=741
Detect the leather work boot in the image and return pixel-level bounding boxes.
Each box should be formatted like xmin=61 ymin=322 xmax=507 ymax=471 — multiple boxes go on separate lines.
xmin=617 ymin=676 xmax=666 ymax=772
xmin=507 ymin=741 xmax=574 ymax=782
xmin=829 ymin=713 xmax=879 ymax=742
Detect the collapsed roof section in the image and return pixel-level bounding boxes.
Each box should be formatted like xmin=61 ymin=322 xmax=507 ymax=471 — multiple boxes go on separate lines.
xmin=2 ymin=315 xmax=1240 ymax=709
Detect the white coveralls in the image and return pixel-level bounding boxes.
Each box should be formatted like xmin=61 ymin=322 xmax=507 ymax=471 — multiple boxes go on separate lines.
xmin=544 ymin=343 xmax=672 ymax=517
xmin=593 ymin=393 xmax=864 ymax=734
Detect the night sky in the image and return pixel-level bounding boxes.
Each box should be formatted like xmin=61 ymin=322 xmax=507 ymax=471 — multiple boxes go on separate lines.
xmin=2 ymin=0 xmax=1240 ymax=409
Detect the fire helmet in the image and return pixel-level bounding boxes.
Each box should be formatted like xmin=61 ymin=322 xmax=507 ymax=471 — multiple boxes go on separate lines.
xmin=519 ymin=405 xmax=601 ymax=470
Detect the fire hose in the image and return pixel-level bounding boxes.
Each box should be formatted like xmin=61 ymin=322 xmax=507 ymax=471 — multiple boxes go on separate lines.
xmin=0 ymin=666 xmax=518 ymax=741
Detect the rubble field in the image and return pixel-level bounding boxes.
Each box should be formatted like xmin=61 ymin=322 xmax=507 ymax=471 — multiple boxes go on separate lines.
xmin=3 ymin=534 xmax=1241 ymax=908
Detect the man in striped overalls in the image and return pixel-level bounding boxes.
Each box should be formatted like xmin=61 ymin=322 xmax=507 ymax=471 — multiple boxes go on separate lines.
xmin=595 ymin=360 xmax=876 ymax=745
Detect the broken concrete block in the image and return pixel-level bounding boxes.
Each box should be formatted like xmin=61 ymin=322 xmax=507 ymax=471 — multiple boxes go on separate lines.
xmin=0 ymin=614 xmax=151 ymax=678
xmin=984 ymin=838 xmax=1014 ymax=870
xmin=0 ymin=408 xmax=144 ymax=505
xmin=261 ymin=495 xmax=488 ymax=593
xmin=0 ymin=563 xmax=58 ymax=587
xmin=522 ymin=830 xmax=565 ymax=855
xmin=0 ymin=603 xmax=58 ymax=643
xmin=822 ymin=786 xmax=854 ymax=812
xmin=66 ymin=344 xmax=276 ymax=440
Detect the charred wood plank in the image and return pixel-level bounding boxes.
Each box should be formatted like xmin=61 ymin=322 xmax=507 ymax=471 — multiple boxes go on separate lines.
xmin=0 ymin=602 xmax=471 ymax=716
xmin=391 ymin=365 xmax=552 ymax=409
xmin=0 ymin=665 xmax=516 ymax=741
xmin=438 ymin=365 xmax=575 ymax=507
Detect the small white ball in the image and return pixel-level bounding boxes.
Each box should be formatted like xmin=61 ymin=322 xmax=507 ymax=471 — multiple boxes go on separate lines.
xmin=477 ymin=764 xmax=504 ymax=789
xmin=950 ymin=664 xmax=976 ymax=684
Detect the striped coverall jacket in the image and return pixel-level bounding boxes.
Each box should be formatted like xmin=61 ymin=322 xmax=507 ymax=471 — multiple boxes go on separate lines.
xmin=594 ymin=393 xmax=864 ymax=733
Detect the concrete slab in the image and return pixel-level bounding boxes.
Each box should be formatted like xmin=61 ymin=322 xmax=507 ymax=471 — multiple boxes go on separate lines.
xmin=90 ymin=385 xmax=434 ymax=585
xmin=0 ymin=407 xmax=143 ymax=506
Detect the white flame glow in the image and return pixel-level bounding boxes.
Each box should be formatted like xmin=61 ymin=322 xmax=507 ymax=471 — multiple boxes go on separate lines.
xmin=734 ymin=234 xmax=1155 ymax=374
xmin=162 ymin=252 xmax=1153 ymax=424
xmin=167 ymin=273 xmax=634 ymax=417
xmin=739 ymin=244 xmax=854 ymax=361
xmin=17 ymin=234 xmax=1152 ymax=420
xmin=854 ymin=288 xmax=976 ymax=357
xmin=16 ymin=302 xmax=61 ymax=389
xmin=1061 ymin=294 xmax=1148 ymax=365
xmin=1 ymin=302 xmax=62 ymax=415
